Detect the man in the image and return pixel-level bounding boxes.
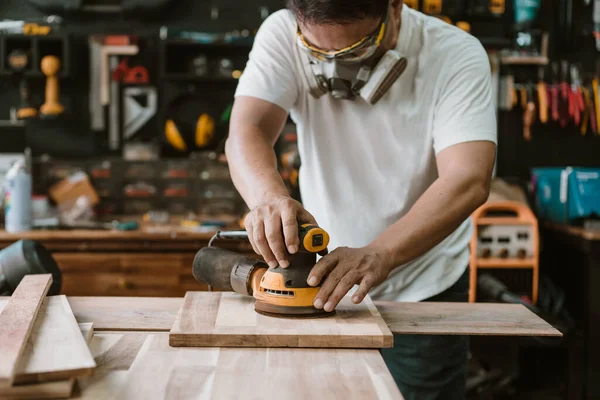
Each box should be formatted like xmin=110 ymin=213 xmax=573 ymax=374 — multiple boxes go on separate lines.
xmin=226 ymin=0 xmax=497 ymax=398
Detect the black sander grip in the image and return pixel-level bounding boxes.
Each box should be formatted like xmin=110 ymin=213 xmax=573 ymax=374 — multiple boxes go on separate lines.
xmin=192 ymin=247 xmax=267 ymax=295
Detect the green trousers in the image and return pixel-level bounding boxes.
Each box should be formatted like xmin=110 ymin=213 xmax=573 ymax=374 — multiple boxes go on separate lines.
xmin=380 ymin=270 xmax=470 ymax=400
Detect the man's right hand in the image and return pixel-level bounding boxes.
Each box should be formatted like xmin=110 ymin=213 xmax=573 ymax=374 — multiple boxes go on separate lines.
xmin=244 ymin=196 xmax=318 ymax=269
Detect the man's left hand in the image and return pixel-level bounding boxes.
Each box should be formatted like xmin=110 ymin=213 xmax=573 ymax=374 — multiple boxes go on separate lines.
xmin=307 ymin=246 xmax=395 ymax=312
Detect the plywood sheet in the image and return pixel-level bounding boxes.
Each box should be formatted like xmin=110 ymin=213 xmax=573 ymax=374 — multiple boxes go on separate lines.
xmin=377 ymin=301 xmax=562 ymax=336
xmin=116 ymin=334 xmax=403 ymax=400
xmin=169 ymin=292 xmax=393 ymax=348
xmin=14 ymin=296 xmax=97 ymax=384
xmin=0 ymin=322 xmax=95 ymax=400
xmin=0 ymin=274 xmax=52 ymax=388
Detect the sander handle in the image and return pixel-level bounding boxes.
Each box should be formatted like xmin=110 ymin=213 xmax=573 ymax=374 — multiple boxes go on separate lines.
xmin=208 ymin=230 xmax=249 ymax=247
xmin=208 ymin=225 xmax=329 ymax=254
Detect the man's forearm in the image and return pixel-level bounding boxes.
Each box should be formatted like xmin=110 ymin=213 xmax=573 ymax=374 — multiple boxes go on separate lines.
xmin=225 ymin=125 xmax=289 ymax=209
xmin=369 ymin=174 xmax=489 ymax=269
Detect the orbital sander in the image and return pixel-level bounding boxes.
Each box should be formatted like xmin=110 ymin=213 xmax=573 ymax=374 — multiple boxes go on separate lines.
xmin=193 ymin=224 xmax=333 ymax=318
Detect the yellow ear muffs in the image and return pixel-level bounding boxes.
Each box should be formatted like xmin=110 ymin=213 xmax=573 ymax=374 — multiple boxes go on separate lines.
xmin=196 ymin=113 xmax=215 ymax=148
xmin=165 ymin=119 xmax=187 ymax=151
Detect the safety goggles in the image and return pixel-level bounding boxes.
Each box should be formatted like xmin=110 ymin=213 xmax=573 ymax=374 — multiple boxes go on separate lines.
xmin=296 ymin=5 xmax=389 ymax=64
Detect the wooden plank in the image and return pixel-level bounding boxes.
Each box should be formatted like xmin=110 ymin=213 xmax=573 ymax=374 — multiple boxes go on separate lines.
xmin=6 ymin=296 xmax=562 ymax=337
xmin=116 ymin=334 xmax=403 ymax=400
xmin=377 ymin=301 xmax=563 ymax=336
xmin=13 ymin=296 xmax=97 ymax=385
xmin=0 ymin=274 xmax=52 ymax=388
xmin=0 ymin=379 xmax=74 ymax=400
xmin=0 ymin=322 xmax=95 ymax=400
xmin=69 ymin=297 xmax=184 ymax=331
xmin=169 ymin=292 xmax=394 ymax=348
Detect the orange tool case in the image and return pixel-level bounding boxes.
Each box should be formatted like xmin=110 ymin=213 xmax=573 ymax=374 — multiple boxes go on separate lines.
xmin=469 ymin=201 xmax=539 ymax=304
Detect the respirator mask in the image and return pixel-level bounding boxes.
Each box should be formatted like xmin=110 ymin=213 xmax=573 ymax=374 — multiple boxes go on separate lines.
xmin=296 ymin=5 xmax=408 ymax=105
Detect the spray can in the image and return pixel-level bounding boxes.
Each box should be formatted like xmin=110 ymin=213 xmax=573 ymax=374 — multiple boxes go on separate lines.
xmin=4 ymin=154 xmax=32 ymax=233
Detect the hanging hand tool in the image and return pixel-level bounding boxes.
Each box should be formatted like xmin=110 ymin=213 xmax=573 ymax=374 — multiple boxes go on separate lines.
xmin=537 ymin=67 xmax=548 ymax=123
xmin=112 ymin=58 xmax=150 ymax=84
xmin=423 ymin=0 xmax=443 ymax=15
xmin=568 ymin=65 xmax=585 ymax=126
xmin=404 ymin=0 xmax=418 ymax=9
xmin=507 ymin=73 xmax=517 ymax=110
xmin=7 ymin=50 xmax=37 ymax=120
xmin=88 ymin=36 xmax=139 ymax=132
xmin=550 ymin=62 xmax=560 ymax=122
xmin=581 ymin=87 xmax=592 ymax=135
xmin=40 ymin=55 xmax=64 ymax=117
xmin=559 ymin=61 xmax=570 ymax=127
xmin=193 ymin=225 xmax=333 ymax=317
xmin=123 ymin=86 xmax=157 ymax=140
xmin=523 ymin=86 xmax=536 ymax=141
xmin=519 ymin=86 xmax=528 ymax=110
xmin=489 ymin=0 xmax=505 ymax=15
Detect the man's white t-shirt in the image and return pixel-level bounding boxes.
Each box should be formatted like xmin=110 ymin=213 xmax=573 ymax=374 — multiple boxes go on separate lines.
xmin=234 ymin=6 xmax=497 ymax=302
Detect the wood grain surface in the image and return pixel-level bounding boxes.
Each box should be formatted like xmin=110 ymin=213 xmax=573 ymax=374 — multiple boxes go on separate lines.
xmin=0 ymin=274 xmax=52 ymax=388
xmin=65 ymin=296 xmax=564 ymax=337
xmin=13 ymin=296 xmax=97 ymax=384
xmin=3 ymin=296 xmax=562 ymax=337
xmin=116 ymin=334 xmax=403 ymax=400
xmin=169 ymin=292 xmax=394 ymax=348
xmin=0 ymin=323 xmax=95 ymax=400
xmin=69 ymin=297 xmax=185 ymax=331
xmin=377 ymin=301 xmax=562 ymax=336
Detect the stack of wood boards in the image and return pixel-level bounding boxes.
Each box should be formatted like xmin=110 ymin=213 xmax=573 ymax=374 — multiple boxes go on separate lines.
xmin=0 ymin=275 xmax=97 ymax=399
xmin=169 ymin=291 xmax=394 ymax=348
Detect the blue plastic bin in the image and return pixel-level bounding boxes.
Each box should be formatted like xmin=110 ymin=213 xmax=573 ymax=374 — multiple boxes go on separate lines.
xmin=531 ymin=167 xmax=600 ymax=224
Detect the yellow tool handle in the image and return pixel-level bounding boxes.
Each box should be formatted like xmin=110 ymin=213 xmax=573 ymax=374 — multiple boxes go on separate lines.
xmin=404 ymin=0 xmax=418 ymax=9
xmin=456 ymin=21 xmax=471 ymax=32
xmin=523 ymin=102 xmax=536 ymax=141
xmin=506 ymin=75 xmax=516 ymax=109
xmin=581 ymin=87 xmax=591 ymax=136
xmin=423 ymin=0 xmax=442 ymax=14
xmin=520 ymin=87 xmax=527 ymax=110
xmin=196 ymin=113 xmax=215 ymax=147
xmin=489 ymin=0 xmax=505 ymax=14
xmin=537 ymin=81 xmax=548 ymax=123
xmin=299 ymin=224 xmax=330 ymax=253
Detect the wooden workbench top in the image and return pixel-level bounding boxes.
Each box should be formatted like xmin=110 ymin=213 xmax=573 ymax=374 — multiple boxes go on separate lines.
xmin=0 ymin=221 xmax=252 ymax=253
xmin=545 ymin=222 xmax=600 ymax=241
xmin=64 ymin=296 xmax=561 ymax=337
xmin=0 ymin=227 xmax=215 ymax=242
xmin=0 ymin=296 xmax=561 ymax=399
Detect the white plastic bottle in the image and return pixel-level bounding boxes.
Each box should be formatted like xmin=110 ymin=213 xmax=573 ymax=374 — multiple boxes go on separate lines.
xmin=4 ymin=158 xmax=32 ymax=233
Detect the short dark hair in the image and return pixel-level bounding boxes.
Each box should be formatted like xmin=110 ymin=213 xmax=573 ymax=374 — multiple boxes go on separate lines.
xmin=287 ymin=0 xmax=388 ymax=25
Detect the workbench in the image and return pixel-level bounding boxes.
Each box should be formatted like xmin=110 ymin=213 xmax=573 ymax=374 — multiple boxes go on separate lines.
xmin=0 ymin=226 xmax=250 ymax=297
xmin=0 ymin=287 xmax=561 ymax=399
xmin=541 ymin=223 xmax=600 ymax=400
xmin=58 ymin=296 xmax=557 ymax=399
